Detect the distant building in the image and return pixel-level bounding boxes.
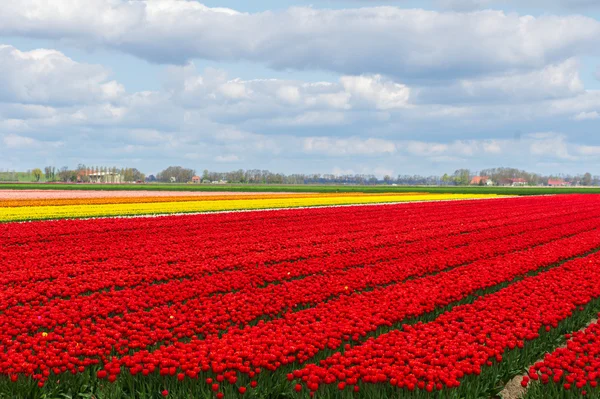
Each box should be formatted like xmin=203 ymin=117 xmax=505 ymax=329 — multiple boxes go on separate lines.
xmin=88 ymin=172 xmax=122 ymax=184
xmin=497 ymin=178 xmax=528 ymax=186
xmin=548 ymin=179 xmax=568 ymax=187
xmin=191 ymin=176 xmax=201 ymax=184
xmin=470 ymin=176 xmax=493 ymax=186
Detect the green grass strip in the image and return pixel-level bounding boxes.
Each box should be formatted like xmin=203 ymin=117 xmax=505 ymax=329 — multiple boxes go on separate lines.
xmin=2 ymin=182 xmax=600 ymax=195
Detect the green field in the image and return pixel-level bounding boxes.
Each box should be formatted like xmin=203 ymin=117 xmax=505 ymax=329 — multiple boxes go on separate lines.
xmin=1 ymin=182 xmax=600 ymax=195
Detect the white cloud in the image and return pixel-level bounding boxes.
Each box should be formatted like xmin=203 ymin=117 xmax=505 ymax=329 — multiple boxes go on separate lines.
xmin=164 ymin=65 xmax=415 ymax=125
xmin=577 ymin=145 xmax=600 ymax=156
xmin=215 ymin=154 xmax=240 ymax=162
xmin=340 ymin=75 xmax=410 ymax=110
xmin=401 ymin=139 xmax=507 ymax=157
xmin=1 ymin=3 xmax=599 ymax=80
xmin=2 ymin=133 xmax=63 ymax=150
xmin=303 ymin=137 xmax=397 ymax=155
xmin=415 ymin=59 xmax=584 ymax=104
xmin=219 ymin=80 xmax=250 ymax=99
xmin=573 ymin=111 xmax=599 ymax=121
xmin=0 ymin=45 xmax=124 ymax=106
xmin=527 ymin=132 xmax=577 ymax=160
xmin=3 ymin=134 xmax=35 ymax=149
xmin=276 ymin=86 xmax=301 ymax=104
xmin=436 ymin=0 xmax=600 ymax=11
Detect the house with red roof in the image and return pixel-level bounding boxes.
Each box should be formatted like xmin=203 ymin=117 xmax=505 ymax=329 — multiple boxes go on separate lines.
xmin=510 ymin=178 xmax=527 ymax=186
xmin=548 ymin=179 xmax=568 ymax=187
xmin=497 ymin=177 xmax=528 ymax=186
xmin=470 ymin=176 xmax=493 ymax=186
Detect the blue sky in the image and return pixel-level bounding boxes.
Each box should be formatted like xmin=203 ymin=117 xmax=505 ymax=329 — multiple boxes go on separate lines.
xmin=1 ymin=1 xmax=599 ymax=177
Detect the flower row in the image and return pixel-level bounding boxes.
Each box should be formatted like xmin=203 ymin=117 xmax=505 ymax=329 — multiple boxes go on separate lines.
xmin=0 ymin=192 xmax=416 ymax=208
xmin=0 ymin=192 xmax=501 ymax=222
xmin=528 ymin=314 xmax=600 ymax=393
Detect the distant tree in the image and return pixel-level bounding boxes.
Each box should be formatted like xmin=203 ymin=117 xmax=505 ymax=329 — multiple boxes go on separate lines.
xmin=583 ymin=172 xmax=592 ymax=186
xmin=121 ymin=168 xmax=144 ymax=182
xmin=44 ymin=166 xmax=53 ymax=181
xmin=453 ymin=169 xmax=471 ymax=186
xmin=58 ymin=166 xmax=71 ymax=182
xmin=32 ymin=168 xmax=43 ymax=182
xmin=441 ymin=173 xmax=451 ymax=185
xmin=157 ymin=166 xmax=196 ymax=183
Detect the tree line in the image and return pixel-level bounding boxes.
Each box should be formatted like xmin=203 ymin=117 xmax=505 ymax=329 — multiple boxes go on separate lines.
xmin=178 ymin=167 xmax=599 ymax=186
xmin=2 ymin=165 xmax=145 ymax=183
xmin=3 ymin=165 xmax=599 ymax=186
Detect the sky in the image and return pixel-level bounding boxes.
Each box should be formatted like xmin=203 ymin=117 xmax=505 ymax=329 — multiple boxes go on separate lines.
xmin=1 ymin=0 xmax=600 ymax=177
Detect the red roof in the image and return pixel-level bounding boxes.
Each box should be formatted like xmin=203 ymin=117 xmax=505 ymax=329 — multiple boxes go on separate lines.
xmin=470 ymin=176 xmax=489 ymax=185
xmin=548 ymin=179 xmax=566 ymax=186
xmin=511 ymin=178 xmax=527 ymax=183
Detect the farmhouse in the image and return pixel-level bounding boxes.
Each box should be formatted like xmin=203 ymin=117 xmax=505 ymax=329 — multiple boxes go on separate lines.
xmin=191 ymin=176 xmax=201 ymax=184
xmin=88 ymin=171 xmax=122 ymax=183
xmin=470 ymin=176 xmax=493 ymax=185
xmin=510 ymin=178 xmax=527 ymax=186
xmin=548 ymin=178 xmax=568 ymax=187
xmin=497 ymin=178 xmax=528 ymax=186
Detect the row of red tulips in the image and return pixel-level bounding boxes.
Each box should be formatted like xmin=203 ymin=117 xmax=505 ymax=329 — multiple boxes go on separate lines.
xmin=526 ymin=313 xmax=600 ymax=397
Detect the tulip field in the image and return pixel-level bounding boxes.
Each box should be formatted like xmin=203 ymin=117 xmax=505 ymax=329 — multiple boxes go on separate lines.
xmin=1 ymin=193 xmax=600 ymax=398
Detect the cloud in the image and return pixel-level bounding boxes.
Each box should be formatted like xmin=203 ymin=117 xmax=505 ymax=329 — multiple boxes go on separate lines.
xmin=2 ymin=133 xmax=36 ymax=149
xmin=2 ymin=133 xmax=63 ymax=150
xmin=401 ymin=139 xmax=507 ymax=158
xmin=303 ymin=137 xmax=397 ymax=155
xmin=164 ymin=65 xmax=411 ymax=125
xmin=0 ymin=45 xmax=124 ymax=106
xmin=436 ymin=0 xmax=600 ymax=11
xmin=1 ymin=2 xmax=600 ymax=81
xmin=573 ymin=111 xmax=599 ymax=121
xmin=527 ymin=132 xmax=577 ymax=160
xmin=215 ymin=154 xmax=240 ymax=162
xmin=577 ymin=145 xmax=600 ymax=156
xmin=415 ymin=59 xmax=584 ymax=104
xmin=436 ymin=0 xmax=495 ymax=11
xmin=340 ymin=75 xmax=410 ymax=110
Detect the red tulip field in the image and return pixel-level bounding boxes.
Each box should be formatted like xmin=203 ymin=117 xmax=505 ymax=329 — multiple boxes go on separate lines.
xmin=2 ymin=194 xmax=600 ymax=398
